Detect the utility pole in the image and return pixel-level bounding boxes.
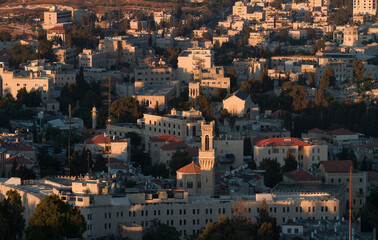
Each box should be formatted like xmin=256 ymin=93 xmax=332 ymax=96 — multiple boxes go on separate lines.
xmin=68 ymin=104 xmax=71 ymax=176
xmin=349 ymin=166 xmax=352 ymax=240
xmin=107 ymin=73 xmax=111 ymax=182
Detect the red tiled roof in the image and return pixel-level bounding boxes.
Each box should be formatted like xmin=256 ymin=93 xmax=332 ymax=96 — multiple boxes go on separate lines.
xmin=255 ymin=138 xmax=311 ymax=147
xmin=177 ymin=162 xmax=201 ymax=174
xmin=308 ymin=128 xmax=327 ymax=134
xmin=270 ymin=109 xmax=289 ymax=119
xmin=5 ymin=155 xmax=32 ymax=165
xmin=284 ymin=168 xmax=321 ymax=182
xmin=2 ymin=143 xmax=34 ymax=152
xmin=85 ymin=134 xmax=110 ymax=144
xmin=320 ymin=160 xmax=354 ymax=173
xmin=48 ymin=26 xmax=68 ymax=32
xmin=252 ymin=135 xmax=266 ymax=145
xmin=328 ymin=128 xmax=356 ymax=136
xmin=150 ymin=134 xmax=182 ymax=143
xmin=160 ymin=142 xmax=199 ymax=157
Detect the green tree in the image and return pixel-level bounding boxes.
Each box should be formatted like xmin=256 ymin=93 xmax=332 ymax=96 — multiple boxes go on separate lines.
xmin=303 ymin=12 xmax=312 ymax=22
xmin=289 ymin=85 xmax=308 ymax=111
xmin=93 ymin=154 xmax=106 ymax=172
xmin=248 ymin=159 xmax=257 ymax=170
xmin=169 ymin=150 xmax=193 ymax=176
xmin=9 ymin=44 xmax=37 ymax=68
xmin=144 ymin=219 xmax=180 ymax=240
xmin=0 ymin=190 xmax=25 ymax=240
xmin=353 ymin=59 xmax=365 ymax=82
xmin=10 ymin=163 xmax=35 ymax=180
xmin=259 ymin=158 xmax=282 ymax=188
xmin=211 ymin=88 xmax=228 ymax=102
xmin=110 ymin=97 xmax=145 ymax=123
xmin=38 ymin=40 xmax=56 ymax=62
xmin=256 ymin=199 xmax=280 ymax=240
xmin=69 ymin=148 xmax=92 ymax=176
xmin=195 ymin=95 xmax=214 ymax=121
xmin=243 ymin=137 xmax=252 ymax=156
xmin=271 ymin=0 xmax=283 ymax=9
xmin=308 ymin=73 xmax=315 ymax=87
xmin=320 ymin=66 xmax=336 ymax=89
xmin=0 ymin=30 xmax=11 ymax=41
xmin=198 ymin=215 xmax=258 ymax=240
xmin=337 ymin=148 xmax=357 ymax=169
xmin=16 ymin=88 xmax=41 ymax=107
xmin=282 ymin=150 xmax=298 ymax=173
xmin=357 ymin=190 xmax=378 ymax=237
xmin=26 ymin=195 xmax=86 ymax=240
xmin=38 ymin=148 xmax=61 ymax=177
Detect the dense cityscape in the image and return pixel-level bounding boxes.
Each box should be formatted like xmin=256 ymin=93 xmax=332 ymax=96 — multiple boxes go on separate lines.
xmin=0 ymin=0 xmax=377 ymax=239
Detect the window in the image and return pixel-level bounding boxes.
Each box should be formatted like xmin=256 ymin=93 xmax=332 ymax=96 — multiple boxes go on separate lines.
xmin=105 ymin=213 xmax=107 ymax=218
xmin=187 ymin=181 xmax=193 ymax=188
xmin=295 ymin=228 xmax=299 ymax=233
xmin=288 ymin=228 xmax=292 ymax=233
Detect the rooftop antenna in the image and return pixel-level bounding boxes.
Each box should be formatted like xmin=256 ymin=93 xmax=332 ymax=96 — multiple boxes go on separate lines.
xmin=68 ymin=104 xmax=71 ymax=176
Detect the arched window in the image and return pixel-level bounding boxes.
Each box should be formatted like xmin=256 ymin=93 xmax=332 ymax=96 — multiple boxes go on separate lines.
xmin=205 ymin=135 xmax=210 ymax=151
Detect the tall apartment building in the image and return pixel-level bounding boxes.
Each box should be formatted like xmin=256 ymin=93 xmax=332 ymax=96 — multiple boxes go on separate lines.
xmin=140 ymin=109 xmax=204 ymax=148
xmin=319 ymin=160 xmax=369 ymax=216
xmin=43 ymin=6 xmax=72 ymax=29
xmin=78 ymin=49 xmax=108 ymax=69
xmin=134 ymin=58 xmax=175 ymax=87
xmin=54 ymin=47 xmax=76 ymax=65
xmin=177 ymin=48 xmax=214 ymax=82
xmin=253 ymin=138 xmax=328 ymax=170
xmin=353 ymin=0 xmax=377 ymax=15
xmin=189 ymin=67 xmax=231 ymax=99
xmin=99 ymin=36 xmax=143 ymax=67
xmin=0 ymin=68 xmax=53 ymax=103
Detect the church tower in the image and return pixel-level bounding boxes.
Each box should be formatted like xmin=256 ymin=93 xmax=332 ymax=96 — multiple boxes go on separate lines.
xmin=199 ymin=120 xmax=215 ymax=196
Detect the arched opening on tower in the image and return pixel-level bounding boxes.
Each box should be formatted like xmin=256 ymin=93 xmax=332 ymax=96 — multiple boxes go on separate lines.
xmin=205 ymin=135 xmax=210 ymax=151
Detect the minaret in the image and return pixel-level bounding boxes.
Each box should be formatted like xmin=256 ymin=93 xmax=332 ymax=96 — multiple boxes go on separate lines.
xmin=91 ymin=106 xmax=97 ymax=129
xmin=199 ymin=120 xmax=216 ymax=196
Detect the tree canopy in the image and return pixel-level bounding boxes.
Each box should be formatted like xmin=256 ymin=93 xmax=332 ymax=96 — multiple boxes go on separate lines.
xmin=0 ymin=190 xmax=25 ymax=240
xmin=282 ymin=150 xmax=298 ymax=173
xmin=320 ymin=66 xmax=336 ymax=90
xmin=144 ymin=219 xmax=180 ymax=240
xmin=110 ymin=97 xmax=146 ymax=123
xmin=258 ymin=158 xmax=282 ymax=188
xmin=26 ymin=195 xmax=86 ymax=240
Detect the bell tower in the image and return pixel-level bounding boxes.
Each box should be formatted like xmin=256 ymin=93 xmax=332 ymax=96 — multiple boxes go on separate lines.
xmin=199 ymin=120 xmax=215 ymax=196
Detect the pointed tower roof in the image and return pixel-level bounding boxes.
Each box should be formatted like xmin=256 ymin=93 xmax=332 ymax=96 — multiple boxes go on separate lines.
xmin=177 ymin=162 xmax=201 ymax=174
